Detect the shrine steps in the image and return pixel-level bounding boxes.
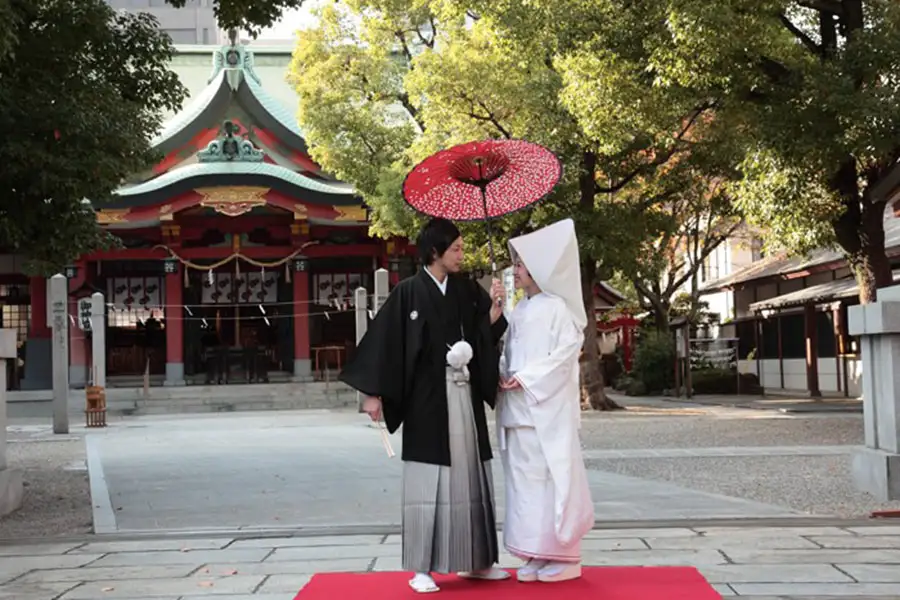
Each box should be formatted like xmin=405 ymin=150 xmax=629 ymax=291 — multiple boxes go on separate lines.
xmin=100 ymin=382 xmax=358 ymax=416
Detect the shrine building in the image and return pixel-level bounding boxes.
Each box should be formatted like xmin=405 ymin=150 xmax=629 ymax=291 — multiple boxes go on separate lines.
xmin=5 ymin=38 xmax=417 ymax=391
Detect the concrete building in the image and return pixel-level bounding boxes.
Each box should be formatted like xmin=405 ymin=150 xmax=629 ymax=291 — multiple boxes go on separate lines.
xmin=106 ymin=0 xmax=224 ymax=45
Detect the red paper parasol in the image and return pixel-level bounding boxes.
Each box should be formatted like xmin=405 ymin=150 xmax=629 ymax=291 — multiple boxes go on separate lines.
xmin=402 ymin=139 xmax=562 ymax=271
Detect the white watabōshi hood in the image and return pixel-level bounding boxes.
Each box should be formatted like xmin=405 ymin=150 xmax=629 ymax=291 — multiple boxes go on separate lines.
xmin=508 ymin=218 xmax=587 ymax=330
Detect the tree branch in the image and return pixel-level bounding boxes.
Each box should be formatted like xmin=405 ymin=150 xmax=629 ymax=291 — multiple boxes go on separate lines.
xmin=778 ymin=13 xmax=822 ymax=56
xmin=465 ymin=99 xmax=513 ymax=139
xmin=397 ymin=92 xmax=425 ymax=131
xmin=669 ymin=223 xmax=740 ymax=292
xmin=595 ymin=101 xmax=716 ymax=195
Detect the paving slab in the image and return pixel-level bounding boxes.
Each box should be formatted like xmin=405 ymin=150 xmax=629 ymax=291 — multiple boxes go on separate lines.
xmin=198 ymin=595 xmax=295 ymax=600
xmin=723 ymin=548 xmax=900 ymax=564
xmin=846 ymin=526 xmax=900 ymax=535
xmin=256 ymin=574 xmax=313 ymax=593
xmin=74 ymin=538 xmax=232 ymax=554
xmin=57 ymin=575 xmax=265 ymax=599
xmin=200 ymin=558 xmax=372 ymax=576
xmin=836 ymin=564 xmax=900 ymax=583
xmin=731 ymin=583 xmax=900 ymax=596
xmin=697 ymin=564 xmax=852 ymax=584
xmin=0 ymin=581 xmax=79 ymax=600
xmin=14 ymin=565 xmax=197 ymax=584
xmin=644 ymin=535 xmax=820 ymax=550
xmin=584 ymin=527 xmax=697 ymax=538
xmin=0 ymin=554 xmax=103 ymax=585
xmin=694 ymin=526 xmax=853 ymax=537
xmin=0 ymin=542 xmax=83 ymax=556
xmin=0 ymin=526 xmax=898 ymax=598
xmin=809 ymin=535 xmax=900 ymax=549
xmin=264 ymin=543 xmax=398 ymax=561
xmin=227 ymin=534 xmax=384 ymax=549
xmin=88 ymin=548 xmax=271 ymax=568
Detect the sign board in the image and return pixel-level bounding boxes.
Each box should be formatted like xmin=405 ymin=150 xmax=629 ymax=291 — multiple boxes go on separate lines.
xmin=78 ymin=298 xmax=92 ymax=331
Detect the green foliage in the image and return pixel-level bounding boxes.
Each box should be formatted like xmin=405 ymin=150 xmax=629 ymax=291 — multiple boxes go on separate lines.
xmin=630 ymin=330 xmax=676 ymax=394
xmin=0 ymin=0 xmax=187 ymax=274
xmin=691 ymin=369 xmax=762 ymax=395
xmin=287 ymin=1 xmax=722 ymax=282
xmin=471 ymin=0 xmax=900 ymax=300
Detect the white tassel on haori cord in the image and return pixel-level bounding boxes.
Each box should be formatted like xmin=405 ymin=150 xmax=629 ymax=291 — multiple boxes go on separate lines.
xmin=446 ymin=341 xmax=473 ymax=381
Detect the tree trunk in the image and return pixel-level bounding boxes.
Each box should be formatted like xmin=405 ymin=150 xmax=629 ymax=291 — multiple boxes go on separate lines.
xmin=652 ymin=300 xmax=671 ymax=333
xmin=580 ymin=260 xmax=621 ymax=411
xmin=830 ymin=159 xmax=892 ymax=304
xmin=578 ymin=149 xmax=621 ymax=411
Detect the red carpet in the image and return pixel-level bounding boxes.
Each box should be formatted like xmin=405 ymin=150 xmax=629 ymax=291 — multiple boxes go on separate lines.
xmin=293 ymin=567 xmax=721 ymax=599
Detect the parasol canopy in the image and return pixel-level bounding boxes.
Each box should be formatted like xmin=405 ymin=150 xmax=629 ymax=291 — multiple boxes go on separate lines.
xmin=402 ymin=139 xmax=562 ymax=271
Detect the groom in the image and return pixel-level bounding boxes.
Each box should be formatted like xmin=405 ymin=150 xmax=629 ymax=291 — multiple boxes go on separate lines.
xmin=340 ymin=218 xmax=510 ymax=593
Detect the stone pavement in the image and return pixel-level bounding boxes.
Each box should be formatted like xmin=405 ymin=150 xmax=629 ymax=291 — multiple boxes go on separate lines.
xmin=82 ymin=411 xmax=805 ymax=534
xmin=3 ymin=524 xmax=900 ymax=599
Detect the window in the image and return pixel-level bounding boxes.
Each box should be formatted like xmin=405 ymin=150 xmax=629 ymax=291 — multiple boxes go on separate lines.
xmin=751 ymin=237 xmax=766 ymax=262
xmin=0 ymin=285 xmax=30 ymax=343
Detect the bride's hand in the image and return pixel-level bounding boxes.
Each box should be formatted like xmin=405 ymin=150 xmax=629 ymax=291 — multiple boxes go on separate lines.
xmin=499 ymin=378 xmax=521 ymax=391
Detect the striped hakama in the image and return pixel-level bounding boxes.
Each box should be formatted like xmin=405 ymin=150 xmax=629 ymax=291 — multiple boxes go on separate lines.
xmin=401 ymin=367 xmax=498 ymax=574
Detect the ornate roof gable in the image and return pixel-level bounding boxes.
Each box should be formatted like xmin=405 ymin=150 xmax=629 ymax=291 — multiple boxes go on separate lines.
xmin=208 ymin=29 xmax=262 ymax=92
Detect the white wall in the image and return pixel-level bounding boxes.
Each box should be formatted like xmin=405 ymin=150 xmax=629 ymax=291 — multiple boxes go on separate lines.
xmin=738 ymin=358 xmax=862 ymax=397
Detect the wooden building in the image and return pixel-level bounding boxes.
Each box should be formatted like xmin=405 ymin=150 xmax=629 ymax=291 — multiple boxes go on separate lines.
xmin=701 ymin=200 xmax=900 ymax=398
xmin=11 ymin=38 xmax=416 ymax=390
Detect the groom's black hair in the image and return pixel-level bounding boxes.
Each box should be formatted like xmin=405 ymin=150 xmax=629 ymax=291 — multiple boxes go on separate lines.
xmin=417 ymin=218 xmax=462 ymax=266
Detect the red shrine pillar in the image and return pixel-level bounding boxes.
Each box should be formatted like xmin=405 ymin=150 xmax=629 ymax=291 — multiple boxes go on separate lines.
xmin=164 ymin=265 xmax=185 ymax=386
xmin=292 ymin=266 xmax=312 ymax=381
xmin=29 ymin=276 xmax=50 ymax=338
xmin=20 ymin=276 xmax=53 ymax=390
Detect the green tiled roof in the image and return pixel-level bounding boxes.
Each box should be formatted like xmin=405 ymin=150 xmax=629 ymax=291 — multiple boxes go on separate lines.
xmin=151 ymin=71 xmax=227 ymax=148
xmin=116 ymin=162 xmax=355 ymax=197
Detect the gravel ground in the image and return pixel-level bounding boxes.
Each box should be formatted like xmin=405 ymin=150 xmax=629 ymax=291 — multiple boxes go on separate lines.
xmin=586 ymin=454 xmax=900 ymax=518
xmin=0 ymin=439 xmax=92 ymax=539
xmin=578 ymin=408 xmax=864 ymax=449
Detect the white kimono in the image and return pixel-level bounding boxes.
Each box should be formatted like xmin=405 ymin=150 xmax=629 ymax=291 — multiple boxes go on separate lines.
xmin=498 ymin=292 xmax=594 ymax=561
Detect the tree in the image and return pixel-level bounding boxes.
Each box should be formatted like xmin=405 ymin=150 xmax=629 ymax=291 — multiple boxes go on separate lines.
xmin=473 ymin=0 xmax=900 ymax=304
xmin=619 ymin=169 xmax=741 ymax=332
xmin=0 ymin=0 xmax=186 ymax=274
xmin=288 ymin=2 xmax=726 ymax=410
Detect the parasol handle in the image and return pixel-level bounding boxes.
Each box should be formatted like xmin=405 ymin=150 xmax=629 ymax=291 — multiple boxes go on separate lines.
xmin=478 ymin=184 xmax=501 ymax=305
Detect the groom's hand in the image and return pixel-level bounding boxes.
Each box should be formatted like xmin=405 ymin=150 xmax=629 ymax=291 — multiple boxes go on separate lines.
xmin=362 ymin=396 xmax=383 ymax=421
xmin=489 ymin=279 xmax=505 ymax=323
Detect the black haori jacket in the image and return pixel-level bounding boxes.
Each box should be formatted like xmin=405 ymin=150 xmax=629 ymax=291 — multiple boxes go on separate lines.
xmin=340 ymin=270 xmax=507 ymax=466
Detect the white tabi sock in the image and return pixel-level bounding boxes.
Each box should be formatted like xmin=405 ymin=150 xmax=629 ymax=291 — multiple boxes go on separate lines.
xmin=409 ymin=572 xmax=439 ymax=593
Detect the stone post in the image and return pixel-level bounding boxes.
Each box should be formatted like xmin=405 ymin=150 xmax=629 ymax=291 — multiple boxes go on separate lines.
xmin=0 ymin=329 xmax=24 ymax=517
xmin=848 ymin=284 xmax=900 ymax=500
xmin=354 ymin=287 xmax=369 ymax=412
xmin=91 ymin=292 xmax=106 ymax=389
xmin=50 ymin=274 xmax=69 ymax=434
xmin=374 ymin=268 xmax=389 ymax=313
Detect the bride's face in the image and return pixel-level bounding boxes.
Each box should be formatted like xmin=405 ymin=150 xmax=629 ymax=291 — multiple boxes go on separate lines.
xmin=512 ymin=258 xmax=534 ymax=290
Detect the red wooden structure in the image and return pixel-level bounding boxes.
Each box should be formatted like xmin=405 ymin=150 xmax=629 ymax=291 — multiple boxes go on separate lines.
xmin=597 ymin=315 xmax=640 ymax=372
xmin=23 ymin=39 xmax=417 ymax=388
